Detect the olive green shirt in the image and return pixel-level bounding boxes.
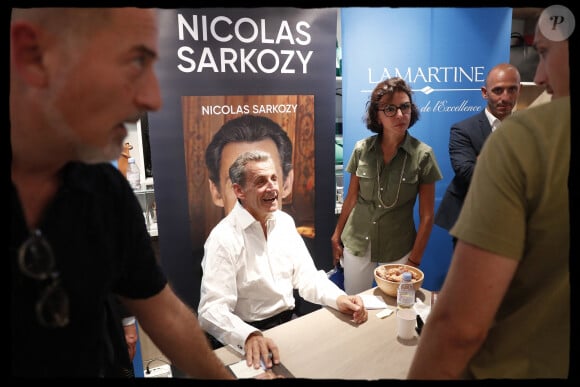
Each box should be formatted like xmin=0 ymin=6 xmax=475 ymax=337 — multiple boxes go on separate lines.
xmin=342 ymin=133 xmax=442 ymax=262
xmin=451 ymin=97 xmax=570 ymax=378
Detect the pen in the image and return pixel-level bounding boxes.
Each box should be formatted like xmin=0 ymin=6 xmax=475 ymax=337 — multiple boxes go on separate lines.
xmin=415 ymin=315 xmax=424 ymax=335
xmin=260 ymin=352 xmax=273 ymax=370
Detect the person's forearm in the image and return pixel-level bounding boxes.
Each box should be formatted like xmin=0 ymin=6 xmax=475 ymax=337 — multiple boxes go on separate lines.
xmin=408 ymin=215 xmax=433 ymax=264
xmin=164 ymin=321 xmax=233 ymax=379
xmin=332 ymin=193 xmax=356 ymax=241
xmin=146 ymin=309 xmax=233 ymax=379
xmin=333 ymin=202 xmax=352 ymax=238
xmin=130 ymin=288 xmax=234 ymax=379
xmin=407 ymin=309 xmax=479 ymax=379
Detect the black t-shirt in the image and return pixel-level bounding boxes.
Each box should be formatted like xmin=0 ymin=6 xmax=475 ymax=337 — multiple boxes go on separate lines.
xmin=11 ymin=162 xmax=167 ymax=377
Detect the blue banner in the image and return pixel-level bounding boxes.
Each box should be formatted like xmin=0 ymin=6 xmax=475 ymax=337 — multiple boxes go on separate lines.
xmin=341 ymin=7 xmax=512 ymax=290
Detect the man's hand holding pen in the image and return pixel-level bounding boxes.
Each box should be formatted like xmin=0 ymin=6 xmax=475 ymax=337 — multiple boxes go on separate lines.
xmin=244 ymin=332 xmax=280 ymax=369
xmin=337 ymin=294 xmax=368 ymax=324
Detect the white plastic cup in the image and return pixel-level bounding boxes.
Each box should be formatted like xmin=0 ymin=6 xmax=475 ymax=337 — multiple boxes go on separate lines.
xmin=396 ymin=308 xmax=417 ymax=339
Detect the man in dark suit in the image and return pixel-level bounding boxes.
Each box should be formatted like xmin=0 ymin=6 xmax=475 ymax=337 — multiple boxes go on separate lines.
xmin=435 ymin=63 xmax=521 ymax=248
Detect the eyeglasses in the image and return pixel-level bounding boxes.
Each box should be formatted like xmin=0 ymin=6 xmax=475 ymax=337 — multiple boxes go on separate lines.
xmin=381 ymin=102 xmax=412 ymax=117
xmin=18 ymin=230 xmax=70 ymax=328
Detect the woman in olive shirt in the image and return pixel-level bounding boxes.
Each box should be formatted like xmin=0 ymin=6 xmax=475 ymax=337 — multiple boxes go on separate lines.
xmin=331 ymin=77 xmax=443 ymax=294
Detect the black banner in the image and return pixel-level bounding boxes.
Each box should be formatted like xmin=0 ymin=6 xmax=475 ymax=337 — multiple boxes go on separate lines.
xmin=148 ymin=8 xmax=337 ymax=309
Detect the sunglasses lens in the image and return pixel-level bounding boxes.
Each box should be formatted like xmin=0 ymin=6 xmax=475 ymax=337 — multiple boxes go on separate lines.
xmin=37 ymin=279 xmax=70 ymax=328
xmin=19 ymin=230 xmax=70 ymax=328
xmin=19 ymin=234 xmax=54 ymax=279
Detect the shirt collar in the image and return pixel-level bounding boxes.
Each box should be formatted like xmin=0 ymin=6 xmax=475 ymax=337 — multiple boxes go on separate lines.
xmin=230 ymin=200 xmax=277 ymax=231
xmin=484 ymin=108 xmax=502 ymax=132
xmin=370 ymin=132 xmax=412 ymax=155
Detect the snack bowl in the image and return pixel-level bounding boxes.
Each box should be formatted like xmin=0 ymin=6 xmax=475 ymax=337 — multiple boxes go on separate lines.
xmin=374 ymin=263 xmax=424 ymax=298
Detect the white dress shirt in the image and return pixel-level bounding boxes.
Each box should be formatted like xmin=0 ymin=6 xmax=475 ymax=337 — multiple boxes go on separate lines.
xmin=485 ymin=108 xmax=502 ymax=132
xmin=198 ymin=201 xmax=346 ymax=353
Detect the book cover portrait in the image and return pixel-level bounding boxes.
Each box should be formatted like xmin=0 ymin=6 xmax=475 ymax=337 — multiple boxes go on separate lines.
xmin=182 ymin=94 xmax=316 ymax=253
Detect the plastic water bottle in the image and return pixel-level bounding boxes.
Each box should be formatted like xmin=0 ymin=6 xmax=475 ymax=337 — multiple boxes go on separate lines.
xmin=397 ymin=272 xmax=415 ymax=309
xmin=126 ymin=157 xmax=141 ymax=190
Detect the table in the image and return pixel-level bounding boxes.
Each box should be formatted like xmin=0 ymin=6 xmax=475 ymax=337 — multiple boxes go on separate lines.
xmin=214 ymin=287 xmax=432 ymax=380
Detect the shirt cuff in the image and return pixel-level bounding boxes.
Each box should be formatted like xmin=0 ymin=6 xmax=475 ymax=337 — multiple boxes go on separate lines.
xmin=122 ymin=316 xmax=136 ymax=326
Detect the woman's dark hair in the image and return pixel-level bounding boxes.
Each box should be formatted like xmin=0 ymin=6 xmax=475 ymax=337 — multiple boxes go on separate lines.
xmin=364 ymin=77 xmax=420 ymax=134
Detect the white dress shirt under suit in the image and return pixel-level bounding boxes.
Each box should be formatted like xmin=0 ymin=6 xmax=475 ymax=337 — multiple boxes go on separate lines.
xmin=198 ymin=201 xmax=346 ymax=353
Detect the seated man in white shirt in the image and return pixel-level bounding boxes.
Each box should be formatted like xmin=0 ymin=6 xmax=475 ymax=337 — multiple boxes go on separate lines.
xmin=198 ymin=150 xmax=368 ymax=370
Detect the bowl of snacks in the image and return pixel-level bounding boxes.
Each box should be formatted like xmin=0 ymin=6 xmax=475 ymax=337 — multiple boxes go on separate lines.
xmin=374 ymin=264 xmax=424 ymax=298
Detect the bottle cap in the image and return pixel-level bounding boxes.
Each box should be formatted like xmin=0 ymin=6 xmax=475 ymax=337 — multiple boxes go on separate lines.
xmin=128 ymin=157 xmax=135 ymax=163
xmin=402 ymin=272 xmax=412 ymax=281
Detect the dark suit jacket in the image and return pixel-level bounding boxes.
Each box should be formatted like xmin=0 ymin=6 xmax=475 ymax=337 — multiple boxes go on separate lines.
xmin=435 ymin=110 xmax=492 ymax=231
